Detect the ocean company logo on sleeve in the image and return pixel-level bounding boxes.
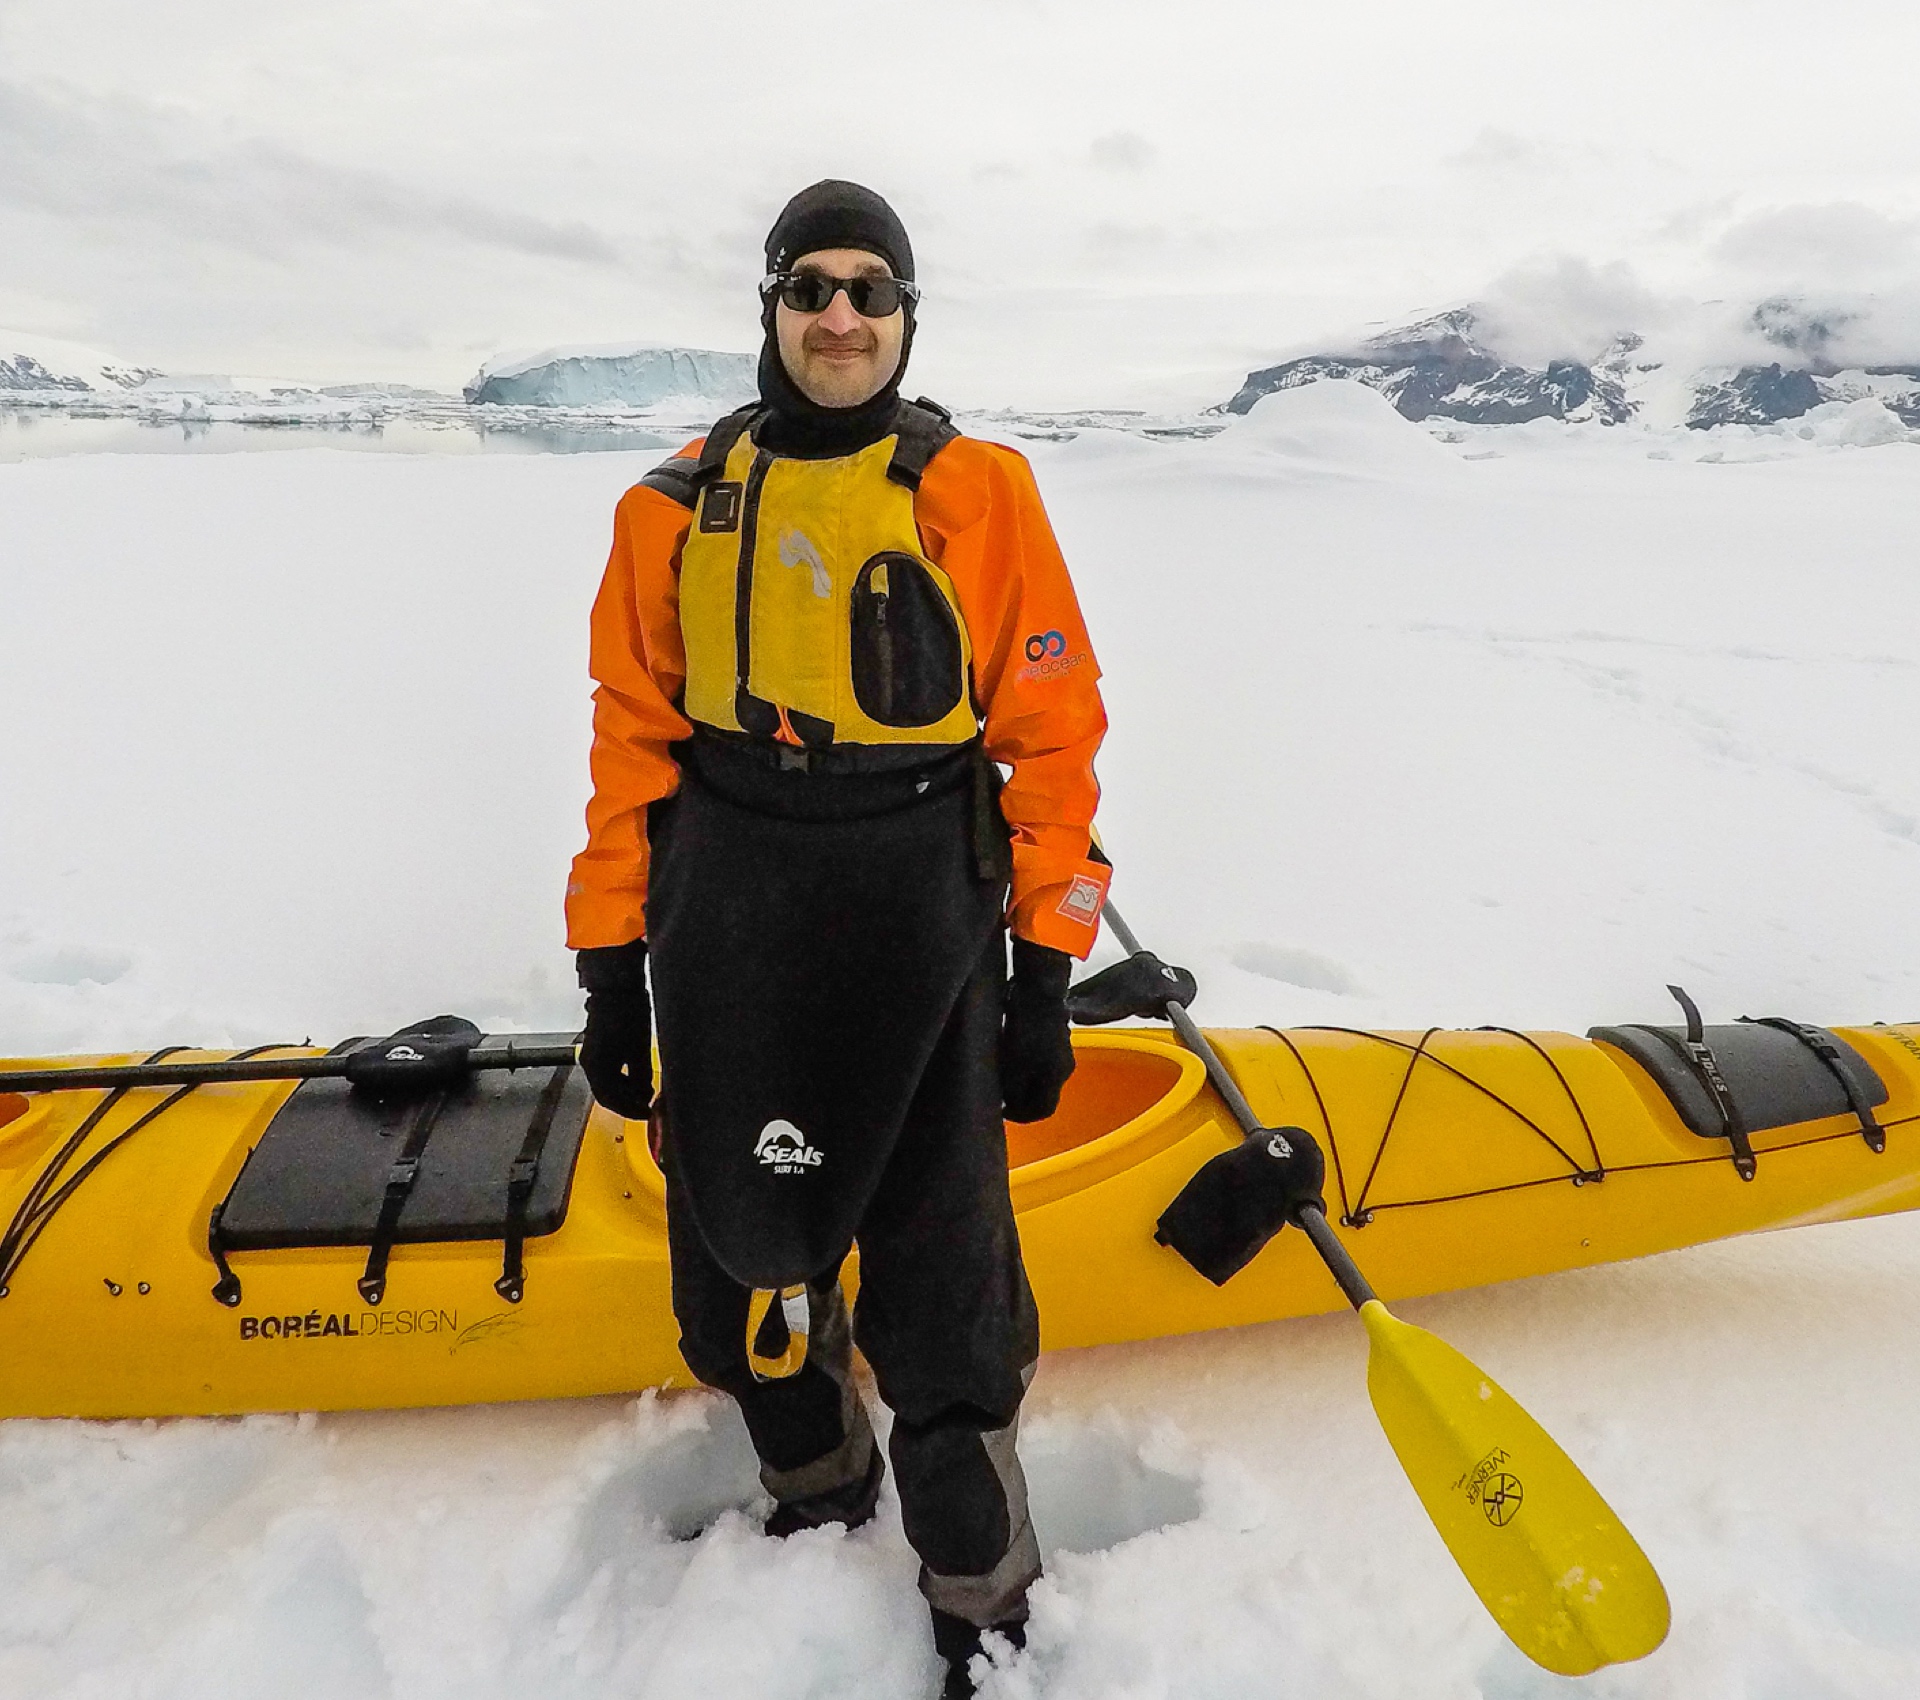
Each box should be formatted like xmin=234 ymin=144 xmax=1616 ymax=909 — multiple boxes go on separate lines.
xmin=1019 ymin=630 xmax=1089 ymax=683
xmin=1056 ymin=875 xmax=1107 ymax=924
xmin=755 ymin=1119 xmax=825 ymax=1174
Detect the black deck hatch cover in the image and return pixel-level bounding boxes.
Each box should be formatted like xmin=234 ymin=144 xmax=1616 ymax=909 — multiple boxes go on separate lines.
xmin=216 ymin=1032 xmax=592 ymax=1250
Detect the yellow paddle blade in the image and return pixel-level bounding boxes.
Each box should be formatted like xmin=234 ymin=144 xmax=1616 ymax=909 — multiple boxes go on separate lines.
xmin=1360 ymin=1300 xmax=1670 ymax=1676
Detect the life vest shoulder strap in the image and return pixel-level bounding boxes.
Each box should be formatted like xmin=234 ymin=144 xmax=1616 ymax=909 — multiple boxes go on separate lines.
xmin=640 ymin=398 xmax=952 ymax=502
xmin=885 ymin=396 xmax=959 ymax=490
xmin=635 ymin=405 xmax=765 ymax=509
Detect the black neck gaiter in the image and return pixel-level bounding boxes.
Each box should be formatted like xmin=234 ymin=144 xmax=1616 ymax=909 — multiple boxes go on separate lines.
xmin=753 ymin=311 xmax=916 ymax=458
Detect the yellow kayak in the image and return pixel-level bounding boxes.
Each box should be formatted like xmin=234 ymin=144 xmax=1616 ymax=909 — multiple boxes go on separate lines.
xmin=3 ymin=1016 xmax=1917 ymax=1420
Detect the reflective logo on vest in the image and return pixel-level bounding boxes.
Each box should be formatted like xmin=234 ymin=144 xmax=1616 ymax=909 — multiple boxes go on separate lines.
xmin=778 ymin=529 xmax=831 ymax=599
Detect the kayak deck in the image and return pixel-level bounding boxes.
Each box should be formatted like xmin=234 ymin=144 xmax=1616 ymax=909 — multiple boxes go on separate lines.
xmin=3 ymin=1021 xmax=1918 ymax=1419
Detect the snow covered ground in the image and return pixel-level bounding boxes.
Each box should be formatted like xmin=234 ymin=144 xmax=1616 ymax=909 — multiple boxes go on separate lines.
xmin=4 ymin=382 xmax=1920 ymax=1695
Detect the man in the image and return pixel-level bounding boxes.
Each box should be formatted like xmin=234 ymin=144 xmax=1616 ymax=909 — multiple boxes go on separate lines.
xmin=565 ymin=180 xmax=1109 ymax=1696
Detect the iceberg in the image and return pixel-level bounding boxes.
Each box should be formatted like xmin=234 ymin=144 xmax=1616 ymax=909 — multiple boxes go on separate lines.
xmin=465 ymin=343 xmax=756 ymax=408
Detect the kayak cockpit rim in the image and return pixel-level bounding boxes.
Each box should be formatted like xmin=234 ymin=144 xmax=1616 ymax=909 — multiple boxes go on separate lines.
xmin=618 ymin=1030 xmax=1214 ymax=1210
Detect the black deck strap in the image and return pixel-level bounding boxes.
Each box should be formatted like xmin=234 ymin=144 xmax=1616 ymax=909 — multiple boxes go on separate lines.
xmin=885 ymin=397 xmax=959 ymax=490
xmin=356 ymin=1089 xmax=448 ymax=1305
xmin=1741 ymin=1017 xmax=1887 ymax=1153
xmin=494 ymin=1059 xmax=576 ymax=1303
xmin=207 ymin=1203 xmax=242 ymax=1307
xmin=1663 ymin=985 xmax=1757 ymax=1181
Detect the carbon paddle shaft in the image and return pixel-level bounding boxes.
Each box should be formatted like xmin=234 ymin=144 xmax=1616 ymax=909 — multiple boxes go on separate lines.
xmin=1102 ymin=900 xmax=1377 ymax=1309
xmin=0 ymin=1042 xmax=578 ymax=1095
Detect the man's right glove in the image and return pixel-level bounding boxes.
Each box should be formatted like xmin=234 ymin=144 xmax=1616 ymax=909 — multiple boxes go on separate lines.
xmin=576 ymin=939 xmax=654 ymax=1120
xmin=1001 ymin=937 xmax=1077 ymax=1123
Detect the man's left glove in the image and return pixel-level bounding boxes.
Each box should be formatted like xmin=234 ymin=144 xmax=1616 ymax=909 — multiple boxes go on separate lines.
xmin=576 ymin=939 xmax=654 ymax=1120
xmin=1001 ymin=937 xmax=1077 ymax=1123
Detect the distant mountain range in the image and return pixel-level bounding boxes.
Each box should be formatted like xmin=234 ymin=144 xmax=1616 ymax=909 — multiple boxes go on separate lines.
xmin=1228 ymin=302 xmax=1920 ymax=429
xmin=0 ymin=331 xmax=158 ymax=394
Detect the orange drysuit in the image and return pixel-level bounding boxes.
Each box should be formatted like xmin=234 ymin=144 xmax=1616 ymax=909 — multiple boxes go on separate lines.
xmin=566 ymin=427 xmax=1108 ymax=958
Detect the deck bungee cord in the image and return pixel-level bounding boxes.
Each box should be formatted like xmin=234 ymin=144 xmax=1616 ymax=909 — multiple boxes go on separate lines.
xmin=0 ymin=1044 xmax=294 ymax=1298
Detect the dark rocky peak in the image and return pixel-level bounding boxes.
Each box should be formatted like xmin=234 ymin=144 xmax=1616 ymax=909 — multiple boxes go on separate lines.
xmin=1686 ymin=363 xmax=1824 ymax=429
xmin=0 ymin=353 xmax=95 ymax=392
xmin=1227 ymin=307 xmax=1629 ymax=425
xmin=1751 ymin=297 xmax=1855 ymax=363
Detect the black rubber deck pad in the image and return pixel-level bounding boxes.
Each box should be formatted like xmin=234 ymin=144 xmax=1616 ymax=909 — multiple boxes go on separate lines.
xmin=1588 ymin=1020 xmax=1886 ymax=1138
xmin=216 ymin=1033 xmax=591 ymax=1249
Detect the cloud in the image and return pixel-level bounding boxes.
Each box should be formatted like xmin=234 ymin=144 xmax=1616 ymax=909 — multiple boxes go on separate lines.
xmin=1711 ymin=201 xmax=1920 ymax=287
xmin=1471 ymin=256 xmax=1671 ymax=366
xmin=0 ymin=79 xmax=619 ymax=266
xmin=1089 ymin=132 xmax=1154 ymax=174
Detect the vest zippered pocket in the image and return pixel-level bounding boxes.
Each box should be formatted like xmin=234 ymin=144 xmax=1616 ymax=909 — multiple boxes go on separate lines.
xmin=849 ymin=552 xmax=965 ymax=729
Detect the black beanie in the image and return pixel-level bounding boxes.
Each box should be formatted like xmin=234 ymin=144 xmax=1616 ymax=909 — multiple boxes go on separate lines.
xmin=764 ymin=180 xmax=914 ymax=281
xmin=755 ymin=180 xmax=917 ymax=456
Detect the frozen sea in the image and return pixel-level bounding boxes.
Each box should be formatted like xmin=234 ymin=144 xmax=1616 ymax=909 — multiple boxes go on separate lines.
xmin=3 ymin=382 xmax=1919 ymax=1696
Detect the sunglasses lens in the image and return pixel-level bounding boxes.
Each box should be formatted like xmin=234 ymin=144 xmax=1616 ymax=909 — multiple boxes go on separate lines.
xmin=779 ymin=274 xmax=837 ymax=313
xmin=844 ymin=277 xmax=904 ymax=316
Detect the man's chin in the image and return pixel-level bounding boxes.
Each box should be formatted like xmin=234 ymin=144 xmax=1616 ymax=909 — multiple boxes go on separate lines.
xmin=797 ymin=363 xmax=886 ymax=408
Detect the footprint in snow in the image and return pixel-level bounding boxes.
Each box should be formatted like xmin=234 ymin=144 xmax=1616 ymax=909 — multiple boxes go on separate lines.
xmin=1230 ymin=941 xmax=1364 ymax=997
xmin=1022 ymin=1420 xmax=1203 ymax=1558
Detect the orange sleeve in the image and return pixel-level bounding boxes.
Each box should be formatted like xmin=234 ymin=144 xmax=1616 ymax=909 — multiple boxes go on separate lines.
xmin=563 ymin=459 xmax=701 ymax=949
xmin=917 ymin=438 xmax=1111 ymax=958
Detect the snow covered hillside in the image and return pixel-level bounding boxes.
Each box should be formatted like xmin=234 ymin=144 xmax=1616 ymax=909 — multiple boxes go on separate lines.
xmin=1231 ymin=298 xmax=1920 ymax=432
xmin=0 ymin=329 xmax=158 ymax=394
xmin=4 ymin=382 xmax=1920 ymax=1696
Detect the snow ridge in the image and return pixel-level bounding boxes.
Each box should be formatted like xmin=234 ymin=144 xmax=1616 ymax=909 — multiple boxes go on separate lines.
xmin=1230 ymin=299 xmax=1920 ymax=431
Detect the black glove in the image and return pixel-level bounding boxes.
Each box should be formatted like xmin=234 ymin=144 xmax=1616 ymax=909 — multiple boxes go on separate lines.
xmin=576 ymin=939 xmax=654 ymax=1119
xmin=1064 ymin=950 xmax=1198 ymax=1025
xmin=1001 ymin=937 xmax=1076 ymax=1124
xmin=343 ymin=1014 xmax=481 ymax=1097
xmin=1155 ymin=1125 xmax=1328 ymax=1286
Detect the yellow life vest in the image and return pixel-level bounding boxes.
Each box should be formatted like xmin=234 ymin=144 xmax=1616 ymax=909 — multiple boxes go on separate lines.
xmin=661 ymin=402 xmax=979 ymax=749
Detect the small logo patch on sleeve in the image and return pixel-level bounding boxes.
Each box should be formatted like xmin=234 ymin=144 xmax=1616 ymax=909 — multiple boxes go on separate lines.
xmin=1056 ymin=874 xmax=1107 ymax=924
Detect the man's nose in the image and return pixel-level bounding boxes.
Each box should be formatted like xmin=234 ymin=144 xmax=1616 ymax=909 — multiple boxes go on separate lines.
xmin=818 ymin=290 xmax=864 ymax=334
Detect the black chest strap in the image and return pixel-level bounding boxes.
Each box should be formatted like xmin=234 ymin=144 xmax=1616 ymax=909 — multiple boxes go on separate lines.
xmin=636 ymin=405 xmax=764 ymax=509
xmin=886 ymin=396 xmax=959 ymax=489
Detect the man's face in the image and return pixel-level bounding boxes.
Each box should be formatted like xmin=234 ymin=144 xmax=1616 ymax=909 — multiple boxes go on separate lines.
xmin=773 ymin=248 xmax=906 ymax=409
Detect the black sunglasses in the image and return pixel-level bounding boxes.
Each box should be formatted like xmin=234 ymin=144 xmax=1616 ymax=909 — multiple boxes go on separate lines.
xmin=760 ymin=271 xmax=919 ymax=318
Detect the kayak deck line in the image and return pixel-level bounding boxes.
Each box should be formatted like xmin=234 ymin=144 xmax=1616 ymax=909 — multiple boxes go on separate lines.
xmin=1 ymin=1019 xmax=1917 ymax=1419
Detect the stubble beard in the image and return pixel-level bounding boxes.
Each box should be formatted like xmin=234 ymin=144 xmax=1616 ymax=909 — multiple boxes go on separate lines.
xmin=796 ymin=325 xmax=894 ymax=409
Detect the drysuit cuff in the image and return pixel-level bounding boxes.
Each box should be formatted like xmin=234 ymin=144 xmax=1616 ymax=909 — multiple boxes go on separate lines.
xmin=576 ymin=937 xmax=649 ymax=994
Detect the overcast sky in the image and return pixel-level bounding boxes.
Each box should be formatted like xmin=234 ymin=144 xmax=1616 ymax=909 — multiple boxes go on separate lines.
xmin=3 ymin=0 xmax=1918 ymax=406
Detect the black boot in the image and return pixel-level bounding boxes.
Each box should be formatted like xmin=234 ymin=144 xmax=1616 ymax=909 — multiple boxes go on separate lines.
xmin=764 ymin=1443 xmax=886 ymax=1538
xmin=931 ymin=1607 xmax=1027 ymax=1698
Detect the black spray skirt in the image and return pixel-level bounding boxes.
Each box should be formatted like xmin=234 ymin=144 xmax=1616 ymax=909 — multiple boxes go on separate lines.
xmin=647 ymin=749 xmax=1006 ymax=1289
